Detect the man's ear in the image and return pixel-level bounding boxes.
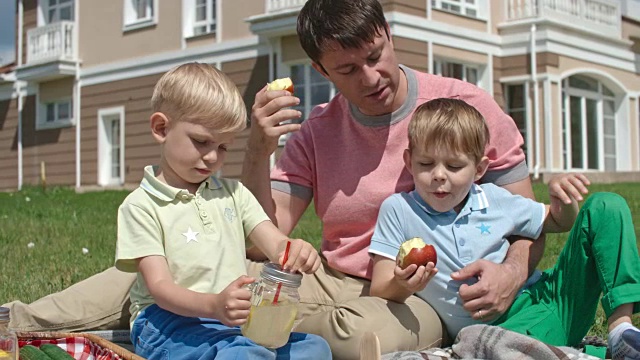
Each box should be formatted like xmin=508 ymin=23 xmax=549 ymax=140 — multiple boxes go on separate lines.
xmin=311 ymin=61 xmax=329 ymax=79
xmin=475 ymin=156 xmax=490 ymax=182
xmin=150 ymin=112 xmax=170 ymax=143
xmin=403 ymin=148 xmax=413 ymax=175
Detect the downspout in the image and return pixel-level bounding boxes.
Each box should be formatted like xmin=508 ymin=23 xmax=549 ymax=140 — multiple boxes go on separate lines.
xmin=17 ymin=0 xmax=24 ymax=190
xmin=74 ymin=1 xmax=81 ymax=188
xmin=530 ymin=24 xmax=540 ymax=179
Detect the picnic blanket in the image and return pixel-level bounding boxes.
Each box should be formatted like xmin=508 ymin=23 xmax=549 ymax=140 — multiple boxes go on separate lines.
xmin=381 ymin=325 xmax=605 ymax=360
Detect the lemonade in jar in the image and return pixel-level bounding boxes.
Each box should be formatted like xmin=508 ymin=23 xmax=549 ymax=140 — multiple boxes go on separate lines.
xmin=241 ymin=262 xmax=302 ymax=348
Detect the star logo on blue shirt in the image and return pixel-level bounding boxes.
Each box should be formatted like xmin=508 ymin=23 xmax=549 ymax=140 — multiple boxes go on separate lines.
xmin=477 ymin=223 xmax=491 ymax=235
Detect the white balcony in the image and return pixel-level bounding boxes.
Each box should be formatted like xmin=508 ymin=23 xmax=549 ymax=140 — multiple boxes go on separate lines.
xmin=27 ymin=21 xmax=77 ymax=65
xmin=266 ymin=0 xmax=307 ymax=13
xmin=506 ymin=0 xmax=621 ymax=37
xmin=17 ymin=21 xmax=78 ymax=81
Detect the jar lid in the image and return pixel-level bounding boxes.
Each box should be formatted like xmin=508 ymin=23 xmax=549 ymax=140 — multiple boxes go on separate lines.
xmin=261 ymin=262 xmax=302 ymax=288
xmin=0 ymin=307 xmax=9 ymax=321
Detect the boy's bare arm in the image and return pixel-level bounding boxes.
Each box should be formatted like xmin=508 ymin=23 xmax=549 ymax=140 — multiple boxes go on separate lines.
xmin=137 ymin=255 xmax=254 ymax=325
xmin=543 ymin=173 xmax=590 ymax=233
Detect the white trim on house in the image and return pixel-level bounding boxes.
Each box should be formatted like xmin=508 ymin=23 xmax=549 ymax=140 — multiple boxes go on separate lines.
xmin=97 ymin=106 xmax=126 ymax=186
xmin=501 ymin=28 xmax=635 ymax=73
xmin=80 ymin=36 xmax=264 ymax=86
xmin=388 ymin=11 xmax=502 ymax=54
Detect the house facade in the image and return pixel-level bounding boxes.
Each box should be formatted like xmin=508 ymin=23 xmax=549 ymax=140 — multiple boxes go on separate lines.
xmin=0 ymin=0 xmax=639 ymax=191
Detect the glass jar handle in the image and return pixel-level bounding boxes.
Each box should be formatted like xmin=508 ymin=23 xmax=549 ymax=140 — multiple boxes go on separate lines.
xmin=242 ymin=281 xmax=257 ymax=292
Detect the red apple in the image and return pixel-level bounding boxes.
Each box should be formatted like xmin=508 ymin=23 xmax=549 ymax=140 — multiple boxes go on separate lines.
xmin=267 ymin=77 xmax=294 ymax=94
xmin=396 ymin=237 xmax=437 ymax=269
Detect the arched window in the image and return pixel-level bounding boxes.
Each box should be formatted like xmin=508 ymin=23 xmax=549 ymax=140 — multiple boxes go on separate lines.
xmin=562 ymin=75 xmax=616 ymax=171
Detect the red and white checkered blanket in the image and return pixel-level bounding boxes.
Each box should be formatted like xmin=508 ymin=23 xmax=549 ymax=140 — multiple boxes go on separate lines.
xmin=19 ymin=336 xmax=124 ymax=360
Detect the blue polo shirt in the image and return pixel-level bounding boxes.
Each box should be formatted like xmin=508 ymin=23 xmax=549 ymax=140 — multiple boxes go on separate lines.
xmin=369 ymin=183 xmax=546 ymax=338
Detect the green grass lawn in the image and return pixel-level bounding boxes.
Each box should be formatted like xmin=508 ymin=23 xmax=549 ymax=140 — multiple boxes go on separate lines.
xmin=1 ymin=182 xmax=639 ymax=338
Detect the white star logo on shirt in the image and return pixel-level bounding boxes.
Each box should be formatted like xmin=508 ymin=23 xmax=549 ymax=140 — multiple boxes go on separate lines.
xmin=182 ymin=227 xmax=199 ymax=243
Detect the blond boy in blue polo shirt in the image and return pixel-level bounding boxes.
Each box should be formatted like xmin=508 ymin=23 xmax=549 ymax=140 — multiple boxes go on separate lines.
xmin=114 ymin=62 xmax=331 ymax=360
xmin=368 ymin=98 xmax=640 ymax=359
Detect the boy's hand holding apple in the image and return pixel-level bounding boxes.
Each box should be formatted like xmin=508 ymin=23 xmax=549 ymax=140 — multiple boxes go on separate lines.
xmin=393 ymin=237 xmax=438 ymax=293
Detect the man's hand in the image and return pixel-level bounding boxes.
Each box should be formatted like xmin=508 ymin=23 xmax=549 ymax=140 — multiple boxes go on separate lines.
xmin=248 ymin=85 xmax=302 ymax=157
xmin=451 ymin=260 xmax=523 ymax=322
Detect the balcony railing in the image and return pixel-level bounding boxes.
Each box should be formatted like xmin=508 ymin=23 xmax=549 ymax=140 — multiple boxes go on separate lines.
xmin=26 ymin=21 xmax=77 ymax=65
xmin=506 ymin=0 xmax=620 ymax=37
xmin=266 ymin=0 xmax=307 ymax=13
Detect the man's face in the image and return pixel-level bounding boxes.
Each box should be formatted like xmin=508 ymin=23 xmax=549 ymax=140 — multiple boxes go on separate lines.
xmin=313 ymin=29 xmax=405 ymax=116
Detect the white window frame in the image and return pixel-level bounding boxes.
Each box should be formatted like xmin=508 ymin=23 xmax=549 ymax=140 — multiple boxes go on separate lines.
xmin=562 ymin=77 xmax=617 ymax=171
xmin=431 ymin=0 xmax=485 ymax=19
xmin=97 ymin=106 xmax=126 ymax=186
xmin=182 ymin=0 xmax=218 ymax=38
xmin=43 ymin=0 xmax=75 ymax=24
xmin=37 ymin=97 xmax=74 ymax=130
xmin=123 ymin=0 xmax=158 ymax=32
xmin=433 ymin=59 xmax=480 ymax=85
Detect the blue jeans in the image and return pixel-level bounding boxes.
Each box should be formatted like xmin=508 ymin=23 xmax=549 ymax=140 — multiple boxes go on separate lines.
xmin=131 ymin=304 xmax=332 ymax=360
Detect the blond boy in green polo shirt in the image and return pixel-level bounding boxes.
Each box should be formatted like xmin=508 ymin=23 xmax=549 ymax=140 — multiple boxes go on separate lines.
xmin=114 ymin=62 xmax=331 ymax=359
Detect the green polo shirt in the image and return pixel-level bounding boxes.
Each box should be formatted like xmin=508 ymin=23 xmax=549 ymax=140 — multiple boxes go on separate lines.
xmin=115 ymin=165 xmax=270 ymax=325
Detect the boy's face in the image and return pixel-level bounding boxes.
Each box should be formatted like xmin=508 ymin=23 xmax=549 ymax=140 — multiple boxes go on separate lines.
xmin=153 ymin=117 xmax=236 ymax=192
xmin=404 ymin=145 xmax=489 ymax=213
xmin=312 ymin=27 xmax=404 ymax=116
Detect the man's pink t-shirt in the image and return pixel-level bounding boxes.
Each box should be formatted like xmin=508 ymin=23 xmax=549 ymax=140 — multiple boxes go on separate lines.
xmin=271 ymin=66 xmax=527 ymax=279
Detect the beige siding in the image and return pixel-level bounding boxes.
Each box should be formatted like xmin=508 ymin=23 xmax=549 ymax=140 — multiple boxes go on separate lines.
xmin=498 ymin=53 xmax=559 ymax=78
xmin=282 ymin=35 xmax=308 ymax=63
xmin=432 ymin=10 xmax=486 ymax=32
xmin=80 ymin=74 xmax=161 ymax=186
xmin=432 ymin=44 xmax=487 ymax=64
xmin=554 ymin=56 xmax=640 ymax=91
xmin=381 ymin=0 xmax=426 ymax=18
xmin=393 ymin=36 xmax=428 ymax=73
xmin=221 ymin=56 xmax=270 ymax=179
xmin=21 ymin=96 xmax=77 ymax=187
xmin=0 ymin=97 xmax=19 ymax=190
xmin=221 ymin=0 xmax=264 ymax=41
xmin=39 ymin=78 xmax=74 ymax=103
xmin=79 ymin=0 xmax=182 ymax=67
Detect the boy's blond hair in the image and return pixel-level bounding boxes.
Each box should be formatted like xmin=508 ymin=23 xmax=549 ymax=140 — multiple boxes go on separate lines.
xmin=151 ymin=62 xmax=246 ymax=132
xmin=408 ymin=98 xmax=490 ymax=163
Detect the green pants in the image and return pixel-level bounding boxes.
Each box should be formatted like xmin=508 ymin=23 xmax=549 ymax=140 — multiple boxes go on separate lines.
xmin=494 ymin=192 xmax=640 ymax=347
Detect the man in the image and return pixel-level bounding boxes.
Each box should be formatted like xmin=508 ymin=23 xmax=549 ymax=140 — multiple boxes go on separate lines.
xmin=241 ymin=0 xmax=543 ymax=358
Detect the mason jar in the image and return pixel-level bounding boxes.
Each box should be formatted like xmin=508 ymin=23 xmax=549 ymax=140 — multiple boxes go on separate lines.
xmin=240 ymin=262 xmax=302 ymax=348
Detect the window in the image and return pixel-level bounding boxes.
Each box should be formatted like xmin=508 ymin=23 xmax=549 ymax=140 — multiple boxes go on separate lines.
xmin=123 ymin=0 xmax=156 ymax=31
xmin=46 ymin=0 xmax=74 ymax=23
xmin=39 ymin=99 xmax=73 ymax=129
xmin=433 ymin=59 xmax=479 ymax=85
xmin=431 ymin=0 xmax=479 ymax=18
xmin=98 ymin=106 xmax=125 ymax=186
xmin=505 ymin=84 xmax=528 ymax=164
xmin=193 ymin=0 xmax=216 ymax=36
xmin=279 ymin=64 xmax=335 ymax=145
xmin=562 ymin=75 xmax=616 ymax=171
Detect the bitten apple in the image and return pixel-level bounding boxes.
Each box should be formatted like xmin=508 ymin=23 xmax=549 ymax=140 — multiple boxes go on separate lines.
xmin=396 ymin=237 xmax=437 ymax=269
xmin=267 ymin=77 xmax=294 ymax=94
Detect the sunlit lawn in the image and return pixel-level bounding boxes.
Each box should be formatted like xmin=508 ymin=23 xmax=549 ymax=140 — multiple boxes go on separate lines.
xmin=1 ymin=182 xmax=639 ymax=339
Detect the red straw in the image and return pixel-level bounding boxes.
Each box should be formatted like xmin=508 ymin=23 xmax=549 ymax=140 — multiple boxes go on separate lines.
xmin=272 ymin=240 xmax=291 ymax=304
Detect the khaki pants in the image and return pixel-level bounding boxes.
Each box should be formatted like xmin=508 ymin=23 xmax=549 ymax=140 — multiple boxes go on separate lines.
xmin=5 ymin=267 xmax=135 ymax=332
xmin=5 ymin=260 xmax=443 ymax=359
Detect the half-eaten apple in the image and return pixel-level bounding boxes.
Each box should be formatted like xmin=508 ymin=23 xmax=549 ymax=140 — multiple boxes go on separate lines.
xmin=396 ymin=237 xmax=437 ymax=269
xmin=267 ymin=77 xmax=294 ymax=94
